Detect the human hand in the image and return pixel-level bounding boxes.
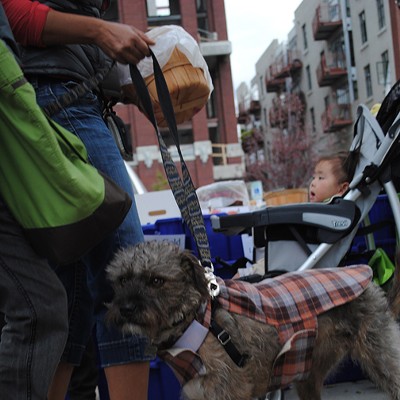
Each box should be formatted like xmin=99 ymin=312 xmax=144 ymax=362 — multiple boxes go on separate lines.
xmin=96 ymin=21 xmax=155 ymax=64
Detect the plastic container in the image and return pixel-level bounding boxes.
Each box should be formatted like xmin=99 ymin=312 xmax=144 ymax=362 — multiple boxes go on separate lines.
xmin=155 ymin=217 xmax=186 ymax=235
xmin=367 ymin=194 xmax=396 ymax=242
xmin=142 ymin=223 xmax=157 ymax=235
xmin=148 ymin=358 xmax=181 ymax=400
xmin=185 ymin=214 xmax=244 ymax=263
xmin=142 ymin=217 xmax=189 ymax=250
xmin=96 ymin=358 xmax=181 ymax=400
xmin=351 ymin=194 xmax=397 ymax=258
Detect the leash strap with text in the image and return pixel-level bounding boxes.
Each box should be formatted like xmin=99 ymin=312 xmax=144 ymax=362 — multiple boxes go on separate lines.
xmin=129 ymin=50 xmax=213 ymax=270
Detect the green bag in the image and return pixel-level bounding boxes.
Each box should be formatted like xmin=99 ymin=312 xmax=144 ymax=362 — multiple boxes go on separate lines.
xmin=0 ymin=39 xmax=132 ymax=265
xmin=369 ymin=247 xmax=395 ymax=286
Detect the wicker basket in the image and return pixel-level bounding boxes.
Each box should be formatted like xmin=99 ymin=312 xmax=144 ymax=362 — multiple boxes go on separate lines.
xmin=142 ymin=47 xmax=210 ymax=127
xmin=263 ymin=188 xmax=309 ymax=206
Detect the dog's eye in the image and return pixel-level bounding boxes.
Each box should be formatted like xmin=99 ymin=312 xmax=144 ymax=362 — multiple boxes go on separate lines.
xmin=150 ymin=277 xmax=165 ymax=287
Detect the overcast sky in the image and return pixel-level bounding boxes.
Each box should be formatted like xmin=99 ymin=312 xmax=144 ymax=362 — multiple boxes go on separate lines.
xmin=224 ymin=0 xmax=302 ymax=91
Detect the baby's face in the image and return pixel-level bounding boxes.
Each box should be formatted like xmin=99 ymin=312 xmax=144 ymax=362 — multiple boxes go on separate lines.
xmin=309 ymin=161 xmax=341 ymax=202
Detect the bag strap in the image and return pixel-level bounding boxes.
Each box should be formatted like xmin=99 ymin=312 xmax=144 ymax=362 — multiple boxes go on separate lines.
xmin=129 ymin=50 xmax=213 ymax=270
xmin=43 ymin=61 xmax=115 ymax=117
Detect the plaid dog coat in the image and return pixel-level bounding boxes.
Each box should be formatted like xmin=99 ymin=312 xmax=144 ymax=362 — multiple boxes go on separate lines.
xmin=160 ymin=265 xmax=372 ymax=390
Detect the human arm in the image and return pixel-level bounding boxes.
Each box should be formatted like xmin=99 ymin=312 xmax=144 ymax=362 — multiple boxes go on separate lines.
xmin=1 ymin=0 xmax=155 ymax=64
xmin=1 ymin=0 xmax=50 ymax=46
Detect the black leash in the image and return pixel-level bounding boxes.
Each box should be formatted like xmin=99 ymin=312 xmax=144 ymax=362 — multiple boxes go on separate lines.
xmin=129 ymin=50 xmax=214 ymax=271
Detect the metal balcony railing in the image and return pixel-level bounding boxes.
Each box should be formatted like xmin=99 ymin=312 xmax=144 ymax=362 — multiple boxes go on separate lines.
xmin=316 ymin=52 xmax=347 ymax=87
xmin=312 ymin=3 xmax=342 ymax=40
xmin=321 ymin=103 xmax=353 ymax=132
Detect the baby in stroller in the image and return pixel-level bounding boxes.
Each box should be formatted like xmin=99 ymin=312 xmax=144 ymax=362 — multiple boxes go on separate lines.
xmin=309 ymin=152 xmax=351 ymax=203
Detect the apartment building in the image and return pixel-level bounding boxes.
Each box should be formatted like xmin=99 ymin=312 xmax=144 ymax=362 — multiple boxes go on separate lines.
xmin=246 ymin=0 xmax=400 ymax=162
xmin=104 ymin=0 xmax=243 ymax=190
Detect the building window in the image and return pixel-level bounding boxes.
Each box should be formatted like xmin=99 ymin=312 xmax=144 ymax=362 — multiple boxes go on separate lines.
xmin=161 ymin=128 xmax=193 ymax=146
xmin=381 ymin=50 xmax=389 ymax=79
xmin=306 ymin=65 xmax=312 ymax=90
xmin=377 ymin=50 xmax=389 ymax=85
xmin=196 ymin=0 xmax=209 ymax=34
xmin=376 ymin=0 xmax=386 ymax=30
xmin=206 ymin=89 xmax=216 ymax=119
xmin=359 ymin=11 xmax=368 ymax=44
xmin=353 ymin=80 xmax=359 ymax=101
xmin=344 ymin=0 xmax=351 ymax=18
xmin=302 ymin=24 xmax=308 ymax=50
xmin=146 ymin=0 xmax=180 ymax=17
xmin=336 ymin=87 xmax=349 ymax=104
xmin=381 ymin=50 xmax=389 ymax=68
xmin=263 ymin=108 xmax=268 ymax=126
xmin=310 ymin=107 xmax=316 ymax=133
xmin=259 ymin=76 xmax=264 ymax=96
xmin=364 ymin=64 xmax=373 ymax=98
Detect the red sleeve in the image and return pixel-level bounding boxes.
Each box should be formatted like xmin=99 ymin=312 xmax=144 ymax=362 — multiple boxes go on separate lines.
xmin=2 ymin=0 xmax=51 ymax=47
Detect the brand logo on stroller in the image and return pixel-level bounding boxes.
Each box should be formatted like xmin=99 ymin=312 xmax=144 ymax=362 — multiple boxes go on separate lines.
xmin=332 ymin=219 xmax=350 ymax=228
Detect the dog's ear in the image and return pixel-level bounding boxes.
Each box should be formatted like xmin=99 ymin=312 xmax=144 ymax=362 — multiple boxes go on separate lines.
xmin=180 ymin=251 xmax=210 ymax=299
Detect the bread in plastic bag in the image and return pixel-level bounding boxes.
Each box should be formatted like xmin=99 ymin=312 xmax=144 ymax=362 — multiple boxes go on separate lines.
xmin=120 ymin=25 xmax=213 ymax=127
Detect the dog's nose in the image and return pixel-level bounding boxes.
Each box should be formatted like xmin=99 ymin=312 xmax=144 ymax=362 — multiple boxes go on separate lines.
xmin=120 ymin=305 xmax=137 ymax=319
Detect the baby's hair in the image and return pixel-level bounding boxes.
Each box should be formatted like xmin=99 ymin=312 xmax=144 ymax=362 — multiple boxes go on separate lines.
xmin=316 ymin=151 xmax=352 ymax=184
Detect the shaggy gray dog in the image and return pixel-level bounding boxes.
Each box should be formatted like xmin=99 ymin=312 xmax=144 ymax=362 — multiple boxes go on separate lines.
xmin=106 ymin=240 xmax=400 ymax=400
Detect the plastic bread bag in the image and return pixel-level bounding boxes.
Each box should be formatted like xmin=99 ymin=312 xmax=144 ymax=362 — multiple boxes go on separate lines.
xmin=196 ymin=180 xmax=251 ymax=209
xmin=118 ymin=25 xmax=213 ymax=95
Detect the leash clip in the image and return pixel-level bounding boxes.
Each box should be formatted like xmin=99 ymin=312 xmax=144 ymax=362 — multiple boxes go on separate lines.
xmin=204 ymin=264 xmax=220 ymax=298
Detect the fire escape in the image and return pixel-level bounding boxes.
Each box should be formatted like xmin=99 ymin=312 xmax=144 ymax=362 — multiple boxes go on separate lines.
xmin=265 ymin=49 xmax=302 ymax=94
xmin=313 ymin=2 xmax=352 ymax=133
xmin=312 ymin=3 xmax=342 ymax=40
xmin=237 ymin=100 xmax=261 ymax=125
xmin=266 ymin=49 xmax=303 ymax=131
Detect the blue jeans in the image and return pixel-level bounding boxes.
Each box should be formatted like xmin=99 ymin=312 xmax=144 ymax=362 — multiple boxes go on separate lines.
xmin=30 ymin=78 xmax=155 ymax=367
xmin=0 ymin=196 xmax=69 ymax=399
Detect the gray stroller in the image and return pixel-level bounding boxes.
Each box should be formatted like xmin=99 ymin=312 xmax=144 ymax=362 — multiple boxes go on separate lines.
xmin=211 ymin=80 xmax=400 ymax=399
xmin=212 ymin=80 xmax=400 ymax=274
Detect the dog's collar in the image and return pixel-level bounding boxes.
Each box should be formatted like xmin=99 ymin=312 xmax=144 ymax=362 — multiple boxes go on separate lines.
xmin=164 ymin=300 xmax=248 ymax=368
xmin=168 ymin=319 xmax=209 ymax=355
xmin=162 ymin=301 xmax=210 ymax=352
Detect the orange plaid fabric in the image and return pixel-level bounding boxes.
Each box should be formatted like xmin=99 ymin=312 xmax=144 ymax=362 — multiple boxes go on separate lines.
xmin=161 ymin=265 xmax=372 ymax=390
